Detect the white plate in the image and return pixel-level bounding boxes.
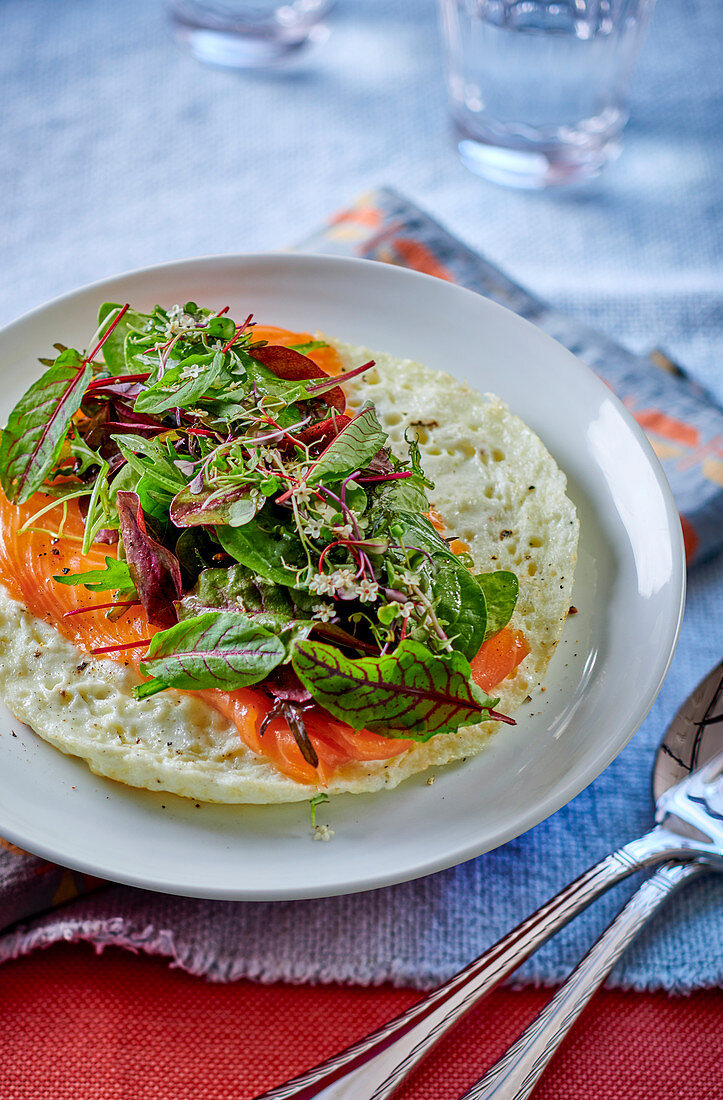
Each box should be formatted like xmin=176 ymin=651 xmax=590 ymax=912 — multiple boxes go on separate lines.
xmin=0 ymin=255 xmax=685 ymax=900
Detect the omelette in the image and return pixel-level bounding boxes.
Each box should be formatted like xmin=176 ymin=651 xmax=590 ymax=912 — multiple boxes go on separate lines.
xmin=0 ymin=304 xmax=578 ymax=803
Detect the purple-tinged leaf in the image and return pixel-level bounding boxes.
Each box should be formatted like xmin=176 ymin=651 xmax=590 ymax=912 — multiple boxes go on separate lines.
xmin=265 ymin=666 xmax=312 ymax=704
xmin=116 ymin=490 xmax=182 ymax=628
xmin=259 ymin=698 xmax=318 ymax=766
xmin=251 ymin=344 xmax=346 ymax=413
xmin=311 ymin=622 xmax=380 ymax=655
xmin=290 ymin=414 xmax=352 ymax=452
xmin=138 ymin=611 xmax=286 ymax=690
xmin=170 ymin=483 xmax=263 ymax=528
xmin=357 ymin=471 xmax=413 ymax=484
xmin=292 ymin=639 xmax=498 ymax=739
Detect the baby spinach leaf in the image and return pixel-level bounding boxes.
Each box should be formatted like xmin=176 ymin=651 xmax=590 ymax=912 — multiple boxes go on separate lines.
xmin=97 ymin=303 xmax=154 ymax=374
xmin=292 ymin=639 xmax=495 ymax=739
xmin=54 ymin=556 xmax=134 ymax=593
xmin=217 ymin=517 xmax=305 ymax=588
xmin=393 ymin=511 xmax=487 ymax=660
xmin=427 ymin=561 xmax=487 ymax=661
xmin=394 ymin=509 xmax=451 ymax=557
xmin=134 ymin=351 xmax=224 ymax=415
xmin=136 ymin=475 xmax=174 ymax=531
xmin=138 ymin=611 xmax=286 ymax=691
xmin=178 ymin=563 xmax=314 ymax=627
xmin=174 ymin=527 xmax=219 ymax=584
xmin=112 ymin=435 xmax=186 ymax=496
xmin=476 ymin=571 xmax=519 ymax=640
xmin=375 ymin=476 xmax=428 ymax=514
xmin=307 ymin=404 xmax=387 ymax=486
xmin=0 ymin=349 xmax=92 ymax=503
xmin=288 ymin=340 xmax=329 ymax=354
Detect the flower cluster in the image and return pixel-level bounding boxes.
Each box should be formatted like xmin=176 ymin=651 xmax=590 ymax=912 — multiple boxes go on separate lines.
xmin=308 ymin=569 xmax=380 ymax=604
xmin=165 ymin=305 xmax=198 ymax=337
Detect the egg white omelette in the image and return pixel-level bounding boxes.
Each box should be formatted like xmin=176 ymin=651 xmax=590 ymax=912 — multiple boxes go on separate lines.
xmin=0 ymin=332 xmax=578 ymax=803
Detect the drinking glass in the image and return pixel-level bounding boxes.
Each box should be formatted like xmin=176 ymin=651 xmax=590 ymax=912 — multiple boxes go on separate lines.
xmin=169 ymin=0 xmax=336 ymax=68
xmin=438 ymin=0 xmax=656 ymax=189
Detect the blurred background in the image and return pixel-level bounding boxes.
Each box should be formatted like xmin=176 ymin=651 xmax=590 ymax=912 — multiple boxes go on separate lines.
xmin=1 ymin=0 xmax=721 ymax=401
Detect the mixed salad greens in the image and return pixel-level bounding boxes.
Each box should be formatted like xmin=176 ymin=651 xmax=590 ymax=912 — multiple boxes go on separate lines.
xmin=0 ymin=302 xmax=519 ymax=767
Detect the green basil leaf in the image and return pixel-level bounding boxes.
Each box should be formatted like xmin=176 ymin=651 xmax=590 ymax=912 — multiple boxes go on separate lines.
xmin=292 ymin=639 xmax=495 ymax=739
xmin=476 ymin=571 xmax=519 ymax=640
xmin=138 ymin=611 xmax=286 ymax=691
xmin=0 ymin=349 xmax=92 ymax=503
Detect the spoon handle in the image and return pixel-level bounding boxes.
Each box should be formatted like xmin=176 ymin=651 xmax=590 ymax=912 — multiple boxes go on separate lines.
xmin=457 ymin=860 xmax=706 ymax=1100
xmin=255 ymin=828 xmax=695 ymax=1100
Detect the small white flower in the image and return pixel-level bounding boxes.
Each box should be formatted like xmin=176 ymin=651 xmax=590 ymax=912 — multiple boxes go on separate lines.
xmin=309 ymin=573 xmax=337 ymax=597
xmin=401 ymin=601 xmax=416 ymax=617
xmin=179 ymin=362 xmax=204 ymax=382
xmin=400 ymin=570 xmax=421 ymax=587
xmin=293 ymin=485 xmax=313 ymax=505
xmin=358 ymin=579 xmax=379 ymax=603
xmin=316 ymin=503 xmax=337 ymax=523
xmin=312 ymin=602 xmax=335 ymax=623
xmin=304 ymin=520 xmax=323 ymax=539
xmin=333 ymin=522 xmax=354 ymax=540
xmin=165 ymin=308 xmax=197 ymax=337
xmin=331 ymin=568 xmax=360 ymax=600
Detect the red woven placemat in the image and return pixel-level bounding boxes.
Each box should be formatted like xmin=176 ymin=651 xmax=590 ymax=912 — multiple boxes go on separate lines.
xmin=0 ymin=943 xmax=719 ymax=1099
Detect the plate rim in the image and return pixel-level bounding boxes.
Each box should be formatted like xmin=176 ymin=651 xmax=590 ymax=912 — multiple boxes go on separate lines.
xmin=0 ymin=252 xmax=686 ymax=899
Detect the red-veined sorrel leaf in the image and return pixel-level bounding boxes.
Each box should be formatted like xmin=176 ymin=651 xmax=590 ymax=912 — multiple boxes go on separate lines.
xmin=250 ymin=344 xmax=346 ymax=413
xmin=0 ymin=349 xmax=92 ymax=503
xmin=292 ymin=639 xmax=497 ymax=739
xmin=116 ymin=490 xmax=182 ymax=628
xmin=306 ymin=403 xmax=388 ymax=486
xmin=138 ymin=611 xmax=286 ymax=692
xmin=0 ymin=305 xmax=129 ymax=503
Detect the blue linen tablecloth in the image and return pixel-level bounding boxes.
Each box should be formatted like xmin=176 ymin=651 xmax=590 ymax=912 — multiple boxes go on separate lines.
xmin=0 ymin=0 xmax=721 ymax=990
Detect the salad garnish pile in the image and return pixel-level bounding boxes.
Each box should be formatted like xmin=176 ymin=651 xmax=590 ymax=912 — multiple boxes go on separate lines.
xmin=0 ymin=302 xmax=519 ymax=767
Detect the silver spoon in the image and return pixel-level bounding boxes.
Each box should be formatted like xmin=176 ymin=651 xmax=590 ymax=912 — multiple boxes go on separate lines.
xmin=254 ymin=661 xmax=723 ymax=1100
